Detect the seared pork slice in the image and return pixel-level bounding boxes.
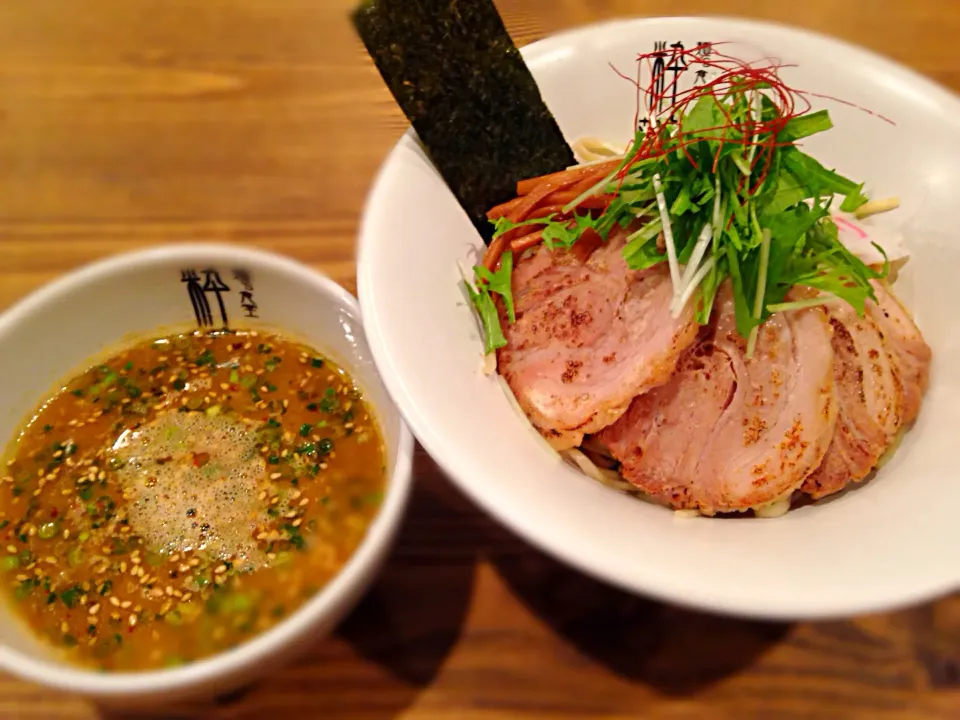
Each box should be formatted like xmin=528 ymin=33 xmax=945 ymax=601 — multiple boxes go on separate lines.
xmin=598 ymin=288 xmax=837 ymax=514
xmin=497 ymin=231 xmax=698 ymax=450
xmin=867 ymin=280 xmax=931 ymax=426
xmin=802 ymin=301 xmax=904 ymax=499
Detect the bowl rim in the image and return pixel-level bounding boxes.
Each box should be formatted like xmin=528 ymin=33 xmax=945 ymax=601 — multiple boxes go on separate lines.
xmin=357 ymin=16 xmax=960 ymax=620
xmin=0 ymin=242 xmax=416 ymax=696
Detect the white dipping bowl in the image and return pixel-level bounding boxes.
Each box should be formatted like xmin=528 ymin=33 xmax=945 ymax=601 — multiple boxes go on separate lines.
xmin=358 ymin=17 xmax=960 ymax=620
xmin=0 ymin=244 xmax=415 ymax=704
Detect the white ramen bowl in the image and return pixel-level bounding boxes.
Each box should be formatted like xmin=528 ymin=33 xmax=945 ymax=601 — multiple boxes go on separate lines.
xmin=358 ymin=17 xmax=960 ymax=619
xmin=0 ymin=244 xmax=415 ymax=703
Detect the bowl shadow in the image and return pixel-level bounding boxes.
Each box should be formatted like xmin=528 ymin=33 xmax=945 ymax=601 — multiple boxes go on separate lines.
xmin=481 ymin=515 xmax=793 ymax=696
xmin=98 ymin=447 xmax=478 ymax=720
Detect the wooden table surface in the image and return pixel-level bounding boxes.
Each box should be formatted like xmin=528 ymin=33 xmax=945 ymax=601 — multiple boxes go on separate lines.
xmin=0 ymin=1 xmax=958 ymax=718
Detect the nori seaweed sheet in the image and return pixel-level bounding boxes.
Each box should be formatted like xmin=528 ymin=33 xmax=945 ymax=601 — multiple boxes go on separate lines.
xmin=353 ymin=0 xmax=576 ymax=242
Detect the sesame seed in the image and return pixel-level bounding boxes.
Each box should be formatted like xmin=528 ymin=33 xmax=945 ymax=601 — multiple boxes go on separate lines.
xmin=88 ymin=604 xmax=100 ymax=615
xmin=128 ymin=614 xmax=137 ymax=628
xmin=269 ymin=473 xmax=282 ymax=480
xmin=214 ymin=564 xmax=227 ymax=575
xmin=110 ymin=597 xmax=120 ymax=607
xmin=121 ymin=600 xmax=132 ymax=609
xmin=299 ymin=498 xmax=309 ymax=506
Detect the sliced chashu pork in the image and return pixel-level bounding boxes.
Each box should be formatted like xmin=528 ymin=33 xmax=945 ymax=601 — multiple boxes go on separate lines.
xmin=801 ymin=299 xmax=903 ymax=498
xmin=802 ymin=281 xmax=931 ymax=499
xmin=867 ymin=280 xmax=931 ymax=426
xmin=497 ymin=230 xmax=698 ymax=450
xmin=598 ymin=287 xmax=837 ymax=514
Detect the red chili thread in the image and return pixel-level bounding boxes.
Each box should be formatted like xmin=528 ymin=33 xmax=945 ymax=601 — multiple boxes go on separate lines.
xmin=609 ymin=43 xmax=894 ymax=194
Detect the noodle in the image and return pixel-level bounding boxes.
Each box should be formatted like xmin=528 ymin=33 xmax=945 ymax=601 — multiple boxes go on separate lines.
xmin=494 ymin=375 xmax=566 ymax=456
xmin=571 ymin=137 xmax=628 ymax=166
xmin=562 ymin=448 xmax=638 ymax=493
xmin=481 ymin=352 xmax=497 ymax=376
xmin=753 ymin=496 xmax=793 ymax=519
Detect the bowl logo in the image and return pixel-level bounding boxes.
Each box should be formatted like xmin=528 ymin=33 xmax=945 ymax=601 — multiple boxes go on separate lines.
xmin=179 ymin=267 xmax=260 ymax=329
xmin=638 ymin=40 xmax=715 ymax=131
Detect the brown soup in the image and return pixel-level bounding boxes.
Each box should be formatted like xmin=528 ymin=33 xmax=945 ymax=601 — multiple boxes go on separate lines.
xmin=0 ymin=329 xmax=386 ymax=671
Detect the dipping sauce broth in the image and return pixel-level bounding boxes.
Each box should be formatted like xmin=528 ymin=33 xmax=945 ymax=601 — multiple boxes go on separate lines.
xmin=0 ymin=330 xmax=386 ymax=671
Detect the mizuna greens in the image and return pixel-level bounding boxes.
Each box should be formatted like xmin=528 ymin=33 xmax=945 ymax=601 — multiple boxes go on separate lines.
xmin=467 ymin=47 xmax=888 ymax=355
